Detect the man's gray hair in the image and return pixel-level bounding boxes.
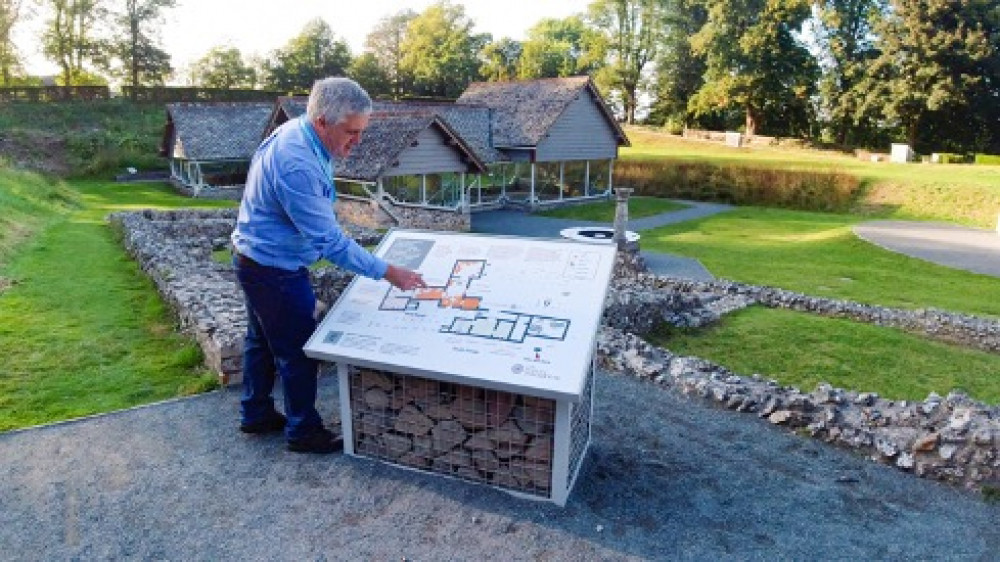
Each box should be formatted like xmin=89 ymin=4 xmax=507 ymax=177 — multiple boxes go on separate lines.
xmin=306 ymin=77 xmax=372 ymax=124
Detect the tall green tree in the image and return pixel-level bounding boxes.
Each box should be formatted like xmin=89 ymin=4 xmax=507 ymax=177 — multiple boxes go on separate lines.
xmin=399 ymin=1 xmax=487 ymax=98
xmin=688 ymin=0 xmax=817 ymax=137
xmin=261 ymin=18 xmax=352 ymax=94
xmin=587 ymin=0 xmax=669 ymax=124
xmin=41 ymin=0 xmax=106 ymax=85
xmin=349 ymin=52 xmax=392 ymax=98
xmin=519 ymin=16 xmax=599 ymax=79
xmin=96 ymin=0 xmax=175 ymax=89
xmin=647 ymin=0 xmax=707 ymax=128
xmin=189 ymin=46 xmax=255 ymax=88
xmin=0 ymin=0 xmax=30 ymax=85
xmin=480 ymin=37 xmax=521 ymax=81
xmin=811 ymin=0 xmax=886 ymax=146
xmin=363 ymin=9 xmax=416 ymax=99
xmin=859 ymin=0 xmax=998 ymax=150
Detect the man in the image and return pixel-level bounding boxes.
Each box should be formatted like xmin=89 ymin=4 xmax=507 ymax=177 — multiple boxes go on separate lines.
xmin=231 ymin=77 xmax=426 ymax=454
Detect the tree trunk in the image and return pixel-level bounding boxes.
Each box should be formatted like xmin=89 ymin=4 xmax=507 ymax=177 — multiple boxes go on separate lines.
xmin=745 ymin=106 xmax=759 ymax=137
xmin=906 ymin=112 xmax=921 ymax=149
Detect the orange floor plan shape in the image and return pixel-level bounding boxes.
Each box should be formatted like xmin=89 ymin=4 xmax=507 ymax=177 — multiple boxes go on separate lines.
xmin=378 ymin=258 xmax=571 ymax=344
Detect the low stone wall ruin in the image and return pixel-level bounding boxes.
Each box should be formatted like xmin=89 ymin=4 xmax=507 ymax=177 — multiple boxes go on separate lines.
xmin=110 ymin=208 xmax=1000 ymax=493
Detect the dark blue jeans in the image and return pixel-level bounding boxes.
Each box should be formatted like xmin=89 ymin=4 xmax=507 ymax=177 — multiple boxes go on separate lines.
xmin=233 ymin=254 xmax=322 ymax=440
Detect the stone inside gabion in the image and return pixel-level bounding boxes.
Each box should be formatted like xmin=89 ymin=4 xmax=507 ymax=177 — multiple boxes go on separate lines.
xmin=349 ymin=367 xmax=557 ymax=496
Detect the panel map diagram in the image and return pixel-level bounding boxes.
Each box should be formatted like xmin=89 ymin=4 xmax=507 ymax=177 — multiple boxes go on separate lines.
xmin=304 ymin=230 xmax=617 ymax=400
xmin=379 ymin=259 xmax=571 ymax=344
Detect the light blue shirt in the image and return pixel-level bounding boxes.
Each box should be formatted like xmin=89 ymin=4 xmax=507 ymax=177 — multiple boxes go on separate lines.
xmin=231 ymin=117 xmax=388 ymax=279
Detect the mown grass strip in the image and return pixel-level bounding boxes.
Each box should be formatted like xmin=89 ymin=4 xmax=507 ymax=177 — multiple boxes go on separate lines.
xmin=0 ymin=179 xmax=235 ymax=431
xmin=652 ymin=306 xmax=1000 ymax=404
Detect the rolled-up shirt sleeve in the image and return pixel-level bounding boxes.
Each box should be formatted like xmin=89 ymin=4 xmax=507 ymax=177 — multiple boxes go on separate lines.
xmin=275 ymin=169 xmax=388 ymax=280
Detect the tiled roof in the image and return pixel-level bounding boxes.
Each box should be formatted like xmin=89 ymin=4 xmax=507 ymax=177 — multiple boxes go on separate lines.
xmin=455 ymin=76 xmax=626 ymax=148
xmin=374 ymin=101 xmax=504 ymax=164
xmin=267 ymin=96 xmax=307 ymax=131
xmin=269 ymin=99 xmax=503 ymax=165
xmin=336 ymin=114 xmax=485 ymax=182
xmin=166 ymin=102 xmax=274 ymax=160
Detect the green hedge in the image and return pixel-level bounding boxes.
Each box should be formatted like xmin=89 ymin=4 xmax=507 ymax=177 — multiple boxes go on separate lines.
xmin=974 ymin=153 xmax=1000 ymax=166
xmin=937 ymin=153 xmax=973 ymax=164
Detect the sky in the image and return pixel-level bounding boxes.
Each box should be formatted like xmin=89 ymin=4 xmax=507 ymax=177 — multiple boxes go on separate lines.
xmin=18 ymin=0 xmax=588 ymax=82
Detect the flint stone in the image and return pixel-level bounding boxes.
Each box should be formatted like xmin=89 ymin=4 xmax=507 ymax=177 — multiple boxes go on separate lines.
xmin=432 ymin=419 xmax=468 ymax=453
xmin=363 ymin=388 xmax=390 ymax=410
xmin=432 ymin=448 xmax=472 ymax=474
xmin=913 ymin=433 xmax=940 ymax=452
xmin=525 ymin=436 xmax=553 ymax=462
xmin=361 ymin=369 xmax=394 ymax=392
xmin=394 ymin=405 xmax=435 ymax=436
xmin=382 ymin=432 xmax=413 ymax=459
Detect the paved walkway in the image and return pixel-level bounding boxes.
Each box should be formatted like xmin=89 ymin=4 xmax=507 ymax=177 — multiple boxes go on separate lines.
xmin=472 ymin=200 xmax=732 ymax=281
xmin=854 ymin=220 xmax=1000 ymax=277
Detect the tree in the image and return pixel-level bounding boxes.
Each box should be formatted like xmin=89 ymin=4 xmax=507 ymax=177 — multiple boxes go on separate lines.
xmin=518 ymin=16 xmax=599 ymax=79
xmin=399 ymin=1 xmax=488 ymax=98
xmin=810 ymin=0 xmax=886 ymax=146
xmin=189 ymin=46 xmax=255 ymax=89
xmin=859 ymin=0 xmax=998 ymax=150
xmin=480 ymin=37 xmax=521 ymax=81
xmin=261 ymin=18 xmax=352 ymax=94
xmin=41 ymin=0 xmax=105 ymax=85
xmin=349 ymin=52 xmax=392 ymax=98
xmin=586 ymin=0 xmax=669 ymax=124
xmin=0 ymin=0 xmax=31 ymax=85
xmin=96 ymin=0 xmax=175 ymax=90
xmin=647 ymin=0 xmax=707 ymax=128
xmin=363 ymin=9 xmax=416 ymax=99
xmin=688 ymin=0 xmax=817 ymax=137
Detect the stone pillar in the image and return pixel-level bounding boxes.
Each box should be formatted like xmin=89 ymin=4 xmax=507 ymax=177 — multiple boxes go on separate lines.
xmin=613 ymin=187 xmax=633 ymax=251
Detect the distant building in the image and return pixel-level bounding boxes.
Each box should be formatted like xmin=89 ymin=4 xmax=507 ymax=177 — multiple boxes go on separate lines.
xmin=160 ymin=102 xmax=273 ymax=197
xmin=160 ymin=76 xmax=630 ymax=227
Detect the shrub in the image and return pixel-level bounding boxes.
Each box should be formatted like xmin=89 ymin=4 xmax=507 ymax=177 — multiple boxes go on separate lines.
xmin=615 ymin=159 xmax=862 ymax=212
xmin=974 ymin=153 xmax=1000 ymax=166
xmin=937 ymin=153 xmax=973 ymax=164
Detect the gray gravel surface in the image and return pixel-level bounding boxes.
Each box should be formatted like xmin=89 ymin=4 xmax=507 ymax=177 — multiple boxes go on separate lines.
xmin=3 ymin=370 xmax=998 ymax=561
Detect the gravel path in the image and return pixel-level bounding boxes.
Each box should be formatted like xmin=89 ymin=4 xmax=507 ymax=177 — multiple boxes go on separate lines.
xmin=2 ymin=371 xmax=997 ymax=561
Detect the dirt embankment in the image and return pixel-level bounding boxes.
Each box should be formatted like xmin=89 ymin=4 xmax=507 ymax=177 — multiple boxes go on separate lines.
xmin=0 ymin=130 xmax=71 ymax=176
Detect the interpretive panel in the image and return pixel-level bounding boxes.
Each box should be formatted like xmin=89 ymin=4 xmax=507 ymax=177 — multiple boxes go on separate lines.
xmin=304 ymin=229 xmax=617 ymax=401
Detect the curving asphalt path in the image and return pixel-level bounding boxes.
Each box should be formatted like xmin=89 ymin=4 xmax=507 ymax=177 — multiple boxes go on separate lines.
xmin=854 ymin=220 xmax=1000 ymax=277
xmin=472 ymin=200 xmax=732 ymax=281
xmin=3 ymin=202 xmax=1000 ymax=560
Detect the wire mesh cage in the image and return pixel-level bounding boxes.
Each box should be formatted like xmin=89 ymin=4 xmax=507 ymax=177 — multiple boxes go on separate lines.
xmin=348 ymin=366 xmax=560 ymax=498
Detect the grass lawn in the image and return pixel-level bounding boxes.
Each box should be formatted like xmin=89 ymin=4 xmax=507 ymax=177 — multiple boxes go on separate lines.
xmin=642 ymin=206 xmax=1000 ymax=317
xmin=0 ymin=179 xmax=235 ymax=431
xmin=652 ymin=307 xmax=1000 ymax=404
xmin=623 ymin=128 xmax=1000 ymax=228
xmin=535 ymin=196 xmax=687 ymax=222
